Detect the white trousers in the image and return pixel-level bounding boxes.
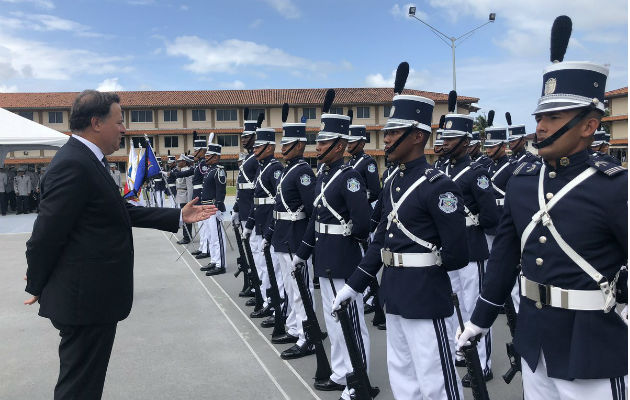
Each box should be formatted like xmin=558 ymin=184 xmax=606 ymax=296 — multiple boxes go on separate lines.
xmin=523 ymin=351 xmax=627 ymax=400
xmin=247 ymin=230 xmax=283 ymax=307
xmin=277 ymin=253 xmax=314 ymax=345
xmin=153 ymin=190 xmax=165 ymax=207
xmin=320 ymin=277 xmax=370 ymax=400
xmin=207 ymin=212 xmax=226 ymax=268
xmin=198 ymin=219 xmax=209 ymax=253
xmin=387 ymin=314 xmax=463 ymax=400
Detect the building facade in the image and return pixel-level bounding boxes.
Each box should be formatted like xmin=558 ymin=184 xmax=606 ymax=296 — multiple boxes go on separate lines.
xmin=604 ymin=87 xmax=628 ymax=165
xmin=0 ymin=88 xmax=479 ymax=184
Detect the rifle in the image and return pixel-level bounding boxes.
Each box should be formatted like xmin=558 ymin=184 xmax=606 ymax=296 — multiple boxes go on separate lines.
xmin=263 ymin=244 xmax=286 ymax=339
xmin=288 ymin=250 xmax=331 ymax=383
xmin=242 ymin=234 xmax=264 ymax=312
xmin=502 ymin=296 xmax=521 ymax=384
xmin=357 ymin=240 xmax=386 ymax=328
xmin=328 ymin=270 xmax=380 ymax=400
xmin=453 ymin=293 xmax=490 ymax=400
xmin=231 ymin=220 xmax=252 ymax=297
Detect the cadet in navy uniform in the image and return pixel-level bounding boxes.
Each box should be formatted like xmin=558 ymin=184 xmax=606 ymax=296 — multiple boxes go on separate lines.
xmin=200 ymin=141 xmax=227 ymax=276
xmin=458 ymin=16 xmax=628 ymax=400
xmin=507 ymin=112 xmax=541 ymax=165
xmin=174 ymin=154 xmax=194 ymax=244
xmin=244 ymin=127 xmax=284 ymax=319
xmin=486 ymin=121 xmax=518 ymax=210
xmin=439 ymin=91 xmax=500 ymax=385
xmin=292 ymin=89 xmax=372 ymax=398
xmin=164 ymin=155 xmax=178 ymax=208
xmin=371 ymin=161 xmax=399 ymax=235
xmin=433 ymin=128 xmax=447 ymax=169
xmin=264 ymin=105 xmax=318 ymax=358
xmin=591 ymin=129 xmax=621 ymax=166
xmin=333 ymin=63 xmax=468 ymax=400
xmin=347 ymin=124 xmax=381 ymax=203
xmin=468 ymin=130 xmax=493 ymax=169
xmin=151 ymin=164 xmax=166 ymax=207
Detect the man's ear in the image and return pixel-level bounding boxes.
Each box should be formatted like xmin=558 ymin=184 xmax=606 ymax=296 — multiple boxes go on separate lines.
xmin=582 ymin=116 xmax=600 ymax=139
xmin=90 ymin=116 xmax=101 ymax=132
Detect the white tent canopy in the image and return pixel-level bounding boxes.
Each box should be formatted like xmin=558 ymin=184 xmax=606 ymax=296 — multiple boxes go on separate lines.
xmin=0 ymin=107 xmax=69 ymax=167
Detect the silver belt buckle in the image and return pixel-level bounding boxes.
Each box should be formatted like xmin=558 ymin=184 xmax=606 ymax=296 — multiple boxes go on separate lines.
xmin=382 ymin=250 xmax=394 ymax=267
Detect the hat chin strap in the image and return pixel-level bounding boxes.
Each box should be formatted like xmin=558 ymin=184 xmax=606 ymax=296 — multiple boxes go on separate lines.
xmin=281 ymin=140 xmax=299 ymax=157
xmin=384 ymin=125 xmax=414 ymax=155
xmin=316 ymin=137 xmax=341 ymax=161
xmin=488 ymin=143 xmax=504 ymax=160
xmin=533 ymin=106 xmax=595 ymax=149
xmin=443 ymin=136 xmax=467 ymax=159
xmin=255 ymin=143 xmax=269 ymax=158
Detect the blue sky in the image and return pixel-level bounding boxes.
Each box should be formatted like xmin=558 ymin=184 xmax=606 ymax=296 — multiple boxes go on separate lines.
xmin=0 ymin=0 xmax=627 ymax=131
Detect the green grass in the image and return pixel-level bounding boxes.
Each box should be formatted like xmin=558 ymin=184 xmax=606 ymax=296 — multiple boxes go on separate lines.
xmin=226 ymin=186 xmax=236 ymax=196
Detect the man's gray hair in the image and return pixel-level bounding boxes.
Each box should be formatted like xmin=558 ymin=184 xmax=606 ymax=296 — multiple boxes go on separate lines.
xmin=69 ymin=90 xmax=120 ymax=132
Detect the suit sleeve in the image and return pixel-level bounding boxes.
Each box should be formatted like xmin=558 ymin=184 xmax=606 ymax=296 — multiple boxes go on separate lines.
xmin=25 ymin=160 xmax=90 ymax=296
xmin=125 ymin=203 xmax=180 ymax=232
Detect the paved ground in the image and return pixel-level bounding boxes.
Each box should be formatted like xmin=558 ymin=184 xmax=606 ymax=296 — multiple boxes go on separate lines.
xmin=0 ymin=205 xmax=522 ymax=399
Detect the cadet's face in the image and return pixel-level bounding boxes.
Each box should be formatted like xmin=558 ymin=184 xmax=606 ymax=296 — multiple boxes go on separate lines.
xmin=315 ymin=139 xmax=345 ymax=164
xmin=442 ymin=137 xmax=468 ymax=157
xmin=508 ymin=137 xmax=524 ymax=152
xmin=97 ymin=103 xmax=125 ymax=155
xmin=535 ymin=109 xmax=593 ymax=161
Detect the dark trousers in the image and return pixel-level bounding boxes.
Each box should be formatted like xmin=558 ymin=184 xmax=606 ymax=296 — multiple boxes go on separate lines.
xmin=179 ymin=203 xmax=192 ymax=240
xmin=0 ymin=192 xmax=6 ymax=215
xmin=16 ymin=195 xmax=28 ymax=214
xmin=8 ymin=191 xmax=15 ymax=211
xmin=51 ymin=321 xmax=118 ymax=400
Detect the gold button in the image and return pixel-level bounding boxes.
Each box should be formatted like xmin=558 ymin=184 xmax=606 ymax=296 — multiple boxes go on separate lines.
xmin=388 ymin=233 xmax=393 ymax=238
xmin=549 ymin=172 xmax=557 ymax=178
xmin=539 ymin=236 xmax=547 ymax=244
xmin=536 ymin=258 xmax=543 ymax=266
xmin=546 ymin=193 xmax=554 ymax=200
xmin=399 ymin=172 xmax=404 ymax=177
xmin=400 ymin=164 xmax=406 ymax=171
xmin=317 ymin=205 xmax=321 ymax=208
xmin=535 ymin=301 xmax=543 ymax=309
xmin=315 ymin=237 xmax=318 ymax=241
xmin=396 ymin=187 xmax=401 ymax=192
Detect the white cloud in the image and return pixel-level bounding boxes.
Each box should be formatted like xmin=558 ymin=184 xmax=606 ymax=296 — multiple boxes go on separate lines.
xmin=0 ymin=0 xmax=54 ymax=9
xmin=180 ymin=4 xmax=189 ymax=11
xmin=391 ymin=3 xmax=427 ymax=20
xmin=165 ymin=36 xmax=336 ymax=76
xmin=249 ymin=19 xmax=263 ymax=29
xmin=96 ymin=78 xmax=124 ymax=92
xmin=219 ymin=80 xmax=245 ymax=89
xmin=0 ymin=84 xmax=18 ymax=92
xmin=365 ymin=67 xmax=432 ymax=89
xmin=261 ymin=0 xmax=300 ymax=19
xmin=1 ymin=12 xmax=107 ymax=37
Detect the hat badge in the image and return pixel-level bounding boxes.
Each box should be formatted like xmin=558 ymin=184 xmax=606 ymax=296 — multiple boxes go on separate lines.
xmin=445 ymin=121 xmax=453 ymax=129
xmin=544 ymin=78 xmax=557 ymax=95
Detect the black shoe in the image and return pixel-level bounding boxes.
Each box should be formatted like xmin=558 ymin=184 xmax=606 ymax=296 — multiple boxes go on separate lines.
xmin=245 ymin=298 xmax=257 ymax=306
xmin=364 ymin=303 xmax=375 ymax=314
xmin=314 ymin=379 xmax=345 ymax=392
xmin=313 ymin=281 xmax=320 ymax=289
xmin=461 ymin=369 xmax=493 ymax=387
xmin=190 ymin=250 xmax=202 ymax=256
xmin=206 ymin=266 xmax=226 ymax=276
xmin=195 ymin=252 xmax=210 ymax=259
xmin=177 ymin=239 xmax=190 ymax=245
xmin=200 ymin=263 xmax=216 ymax=272
xmin=261 ymin=315 xmax=276 ymax=328
xmin=239 ymin=288 xmax=254 ymax=297
xmin=272 ymin=333 xmax=298 ymax=344
xmin=250 ymin=304 xmax=273 ymax=318
xmin=455 ymin=358 xmax=466 ymax=368
xmin=376 ymin=322 xmax=387 ymax=330
xmin=280 ymin=342 xmax=315 ymax=359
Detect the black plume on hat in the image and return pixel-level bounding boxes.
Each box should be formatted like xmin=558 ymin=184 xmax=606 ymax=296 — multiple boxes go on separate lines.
xmin=439 ymin=115 xmax=445 ymax=129
xmin=244 ymin=107 xmax=250 ymax=120
xmin=505 ymin=112 xmax=512 ymax=125
xmin=550 ymin=16 xmax=572 ymax=63
xmin=256 ymin=112 xmax=265 ymax=128
xmin=193 ymin=130 xmax=198 ymax=141
xmin=394 ymin=62 xmax=409 ymax=95
xmin=282 ymin=103 xmax=289 ymax=123
xmin=168 ymin=149 xmax=171 ymax=155
xmin=448 ymin=90 xmax=457 ymax=113
xmin=322 ymin=89 xmax=335 ymax=113
xmin=347 ymin=109 xmax=354 ymax=124
xmin=487 ymin=110 xmax=495 ymax=127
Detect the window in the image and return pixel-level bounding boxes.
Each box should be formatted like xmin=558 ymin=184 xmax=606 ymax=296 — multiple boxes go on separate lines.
xmin=249 ymin=108 xmax=265 ymax=121
xmin=163 ymin=110 xmax=178 ymax=122
xmin=48 ymin=111 xmax=63 ymax=123
xmin=131 ymin=110 xmax=153 ymax=123
xmin=131 ymin=137 xmax=154 ymax=147
xmin=330 ymin=106 xmax=343 ymax=115
xmin=217 ymin=134 xmax=239 ymax=147
xmin=384 ymin=105 xmax=392 ymax=118
xmin=306 ymin=133 xmax=317 ymax=145
xmin=197 ymin=135 xmax=207 ymax=142
xmin=216 ymin=109 xmax=237 ymax=121
xmin=18 ymin=111 xmax=33 ymax=120
xmin=164 ymin=136 xmax=179 ymax=148
xmin=192 ymin=109 xmax=206 ymax=121
xmin=303 ymin=108 xmax=316 ymax=120
xmin=305 ymin=157 xmax=319 ymax=169
xmin=357 ymin=106 xmax=370 ymax=119
xmin=119 ymin=137 xmax=126 ymax=148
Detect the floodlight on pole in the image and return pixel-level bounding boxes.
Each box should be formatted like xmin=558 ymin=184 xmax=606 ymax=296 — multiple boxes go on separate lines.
xmin=408 ymin=7 xmax=496 ymax=106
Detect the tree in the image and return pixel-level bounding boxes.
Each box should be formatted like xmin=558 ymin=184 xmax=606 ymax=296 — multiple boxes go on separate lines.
xmin=472 ymin=112 xmax=489 ymax=140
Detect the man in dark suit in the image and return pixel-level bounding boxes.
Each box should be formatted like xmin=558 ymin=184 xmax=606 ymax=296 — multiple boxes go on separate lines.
xmin=23 ymin=90 xmax=216 ymax=400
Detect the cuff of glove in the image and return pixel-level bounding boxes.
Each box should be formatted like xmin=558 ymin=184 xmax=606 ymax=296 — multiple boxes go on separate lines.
xmin=470 ymin=297 xmax=501 ymax=329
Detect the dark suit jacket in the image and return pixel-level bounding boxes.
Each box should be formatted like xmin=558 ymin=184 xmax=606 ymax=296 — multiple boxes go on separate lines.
xmin=25 ymin=136 xmax=180 ymax=325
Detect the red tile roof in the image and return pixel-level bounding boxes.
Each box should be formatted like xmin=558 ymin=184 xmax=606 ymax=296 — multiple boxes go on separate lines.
xmin=602 ymin=115 xmax=628 ymax=122
xmin=0 ymin=88 xmax=478 ymax=109
xmin=605 ymin=87 xmax=628 ymax=99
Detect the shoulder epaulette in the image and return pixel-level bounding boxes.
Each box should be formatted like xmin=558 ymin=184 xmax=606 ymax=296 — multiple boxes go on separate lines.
xmin=216 ymin=164 xmax=224 ymax=169
xmin=513 ymin=162 xmax=541 ymax=176
xmin=424 ymin=167 xmax=445 ymax=182
xmin=469 ymin=161 xmax=482 ymax=170
xmin=340 ymin=164 xmax=353 ymax=172
xmin=587 ymin=157 xmax=626 ymax=177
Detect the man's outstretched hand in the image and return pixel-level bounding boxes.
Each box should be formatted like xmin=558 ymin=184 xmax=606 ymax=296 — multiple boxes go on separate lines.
xmin=23 ymin=276 xmax=39 ymax=305
xmin=182 ymin=197 xmax=217 ymax=223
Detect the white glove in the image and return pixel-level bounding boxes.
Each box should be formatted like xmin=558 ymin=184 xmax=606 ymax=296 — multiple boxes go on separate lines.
xmin=261 ymin=238 xmax=269 ymax=248
xmin=291 ymin=255 xmax=305 ymax=271
xmin=231 ymin=211 xmax=239 ymax=225
xmin=456 ymin=321 xmax=489 ymax=350
xmin=332 ymin=284 xmax=359 ymax=311
xmin=243 ymin=227 xmax=252 ymax=239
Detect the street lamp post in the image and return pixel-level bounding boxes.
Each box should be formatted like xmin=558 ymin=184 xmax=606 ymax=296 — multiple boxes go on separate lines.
xmin=408 ymin=7 xmax=495 ymax=107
